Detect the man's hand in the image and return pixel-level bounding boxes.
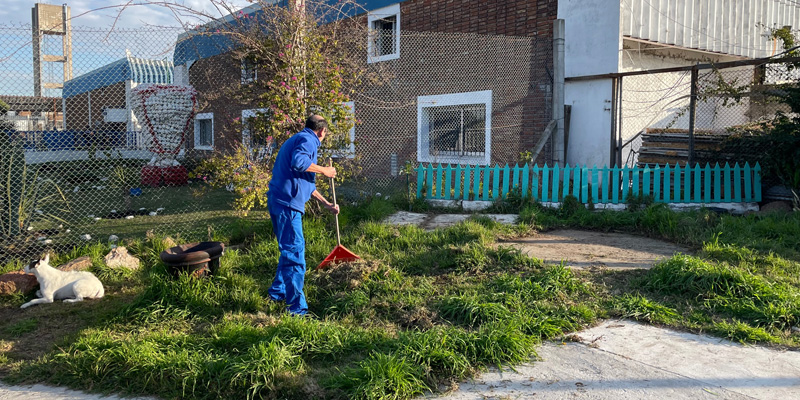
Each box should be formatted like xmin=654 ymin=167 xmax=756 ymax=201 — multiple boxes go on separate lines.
xmin=321 ymin=166 xmax=337 ymax=178
xmin=325 ymin=203 xmax=340 ymax=215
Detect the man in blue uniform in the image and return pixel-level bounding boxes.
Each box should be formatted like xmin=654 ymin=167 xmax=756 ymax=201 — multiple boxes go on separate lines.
xmin=268 ymin=115 xmax=339 ymax=316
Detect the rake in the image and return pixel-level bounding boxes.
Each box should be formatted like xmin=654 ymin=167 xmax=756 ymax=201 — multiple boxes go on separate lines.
xmin=317 ymin=158 xmax=361 ymax=270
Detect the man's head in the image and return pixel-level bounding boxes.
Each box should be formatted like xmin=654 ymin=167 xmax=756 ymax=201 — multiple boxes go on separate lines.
xmin=306 ymin=115 xmax=328 ymax=141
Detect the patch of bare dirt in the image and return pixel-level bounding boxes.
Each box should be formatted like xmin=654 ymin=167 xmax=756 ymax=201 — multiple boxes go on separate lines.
xmin=0 ymin=289 xmax=137 ymax=364
xmin=502 ymin=230 xmax=688 ymax=270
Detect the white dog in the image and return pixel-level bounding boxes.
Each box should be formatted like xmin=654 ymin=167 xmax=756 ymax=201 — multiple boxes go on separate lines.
xmin=20 ymin=254 xmax=105 ymax=309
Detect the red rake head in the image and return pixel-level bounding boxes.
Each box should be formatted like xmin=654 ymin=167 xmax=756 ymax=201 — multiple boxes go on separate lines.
xmin=316 ymin=245 xmax=361 ymax=270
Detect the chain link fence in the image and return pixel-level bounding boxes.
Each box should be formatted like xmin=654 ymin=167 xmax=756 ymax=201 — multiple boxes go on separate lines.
xmin=1 ymin=20 xmax=554 ymax=264
xmin=618 ymin=58 xmax=799 ymax=172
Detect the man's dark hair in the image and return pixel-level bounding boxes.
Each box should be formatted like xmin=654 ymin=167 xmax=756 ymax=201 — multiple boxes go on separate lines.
xmin=305 ymin=115 xmax=328 ymax=132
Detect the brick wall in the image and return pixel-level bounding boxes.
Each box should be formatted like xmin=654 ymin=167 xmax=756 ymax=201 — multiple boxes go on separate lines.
xmin=400 ymin=0 xmax=558 ymax=38
xmin=188 ymin=53 xmax=262 ymax=154
xmin=184 ymin=0 xmax=559 ymax=175
xmin=64 ymin=81 xmax=126 ymax=131
xmin=354 ymin=31 xmax=552 ymax=178
xmin=349 ymin=0 xmax=558 ymax=177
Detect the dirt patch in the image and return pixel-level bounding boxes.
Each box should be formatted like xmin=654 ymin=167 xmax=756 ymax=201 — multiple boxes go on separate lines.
xmin=502 ymin=230 xmax=688 ymax=270
xmin=0 ymin=289 xmax=137 ymax=364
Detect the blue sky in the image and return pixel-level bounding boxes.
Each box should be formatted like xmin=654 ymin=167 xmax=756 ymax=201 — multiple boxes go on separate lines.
xmin=0 ymin=1 xmax=251 ymax=97
xmin=0 ymin=1 xmax=251 ymax=29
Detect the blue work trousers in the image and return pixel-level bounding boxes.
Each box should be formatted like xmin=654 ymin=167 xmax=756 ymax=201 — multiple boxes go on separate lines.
xmin=267 ymin=203 xmax=308 ymax=315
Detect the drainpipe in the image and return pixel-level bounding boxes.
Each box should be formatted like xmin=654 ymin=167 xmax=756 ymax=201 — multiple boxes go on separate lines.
xmin=553 ymin=19 xmax=566 ymax=166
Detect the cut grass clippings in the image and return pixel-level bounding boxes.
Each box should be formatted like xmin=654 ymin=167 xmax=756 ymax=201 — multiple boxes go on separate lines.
xmin=1 ymin=197 xmax=800 ymax=399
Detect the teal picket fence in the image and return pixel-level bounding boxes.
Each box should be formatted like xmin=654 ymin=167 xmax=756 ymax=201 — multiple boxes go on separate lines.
xmin=415 ymin=163 xmax=761 ymax=204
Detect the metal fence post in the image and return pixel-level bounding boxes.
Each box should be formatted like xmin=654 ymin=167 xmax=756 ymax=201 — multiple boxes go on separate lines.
xmin=610 ymin=77 xmax=618 ymax=168
xmin=617 ymin=76 xmax=623 ymax=168
xmin=688 ymin=65 xmax=698 ymax=166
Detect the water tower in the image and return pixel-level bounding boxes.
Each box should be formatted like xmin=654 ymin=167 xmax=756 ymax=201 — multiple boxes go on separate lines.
xmin=32 ymin=3 xmax=72 ymax=97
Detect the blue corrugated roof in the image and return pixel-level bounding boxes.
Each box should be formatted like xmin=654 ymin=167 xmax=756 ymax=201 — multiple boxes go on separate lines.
xmin=173 ymin=0 xmax=405 ymax=66
xmin=63 ymin=56 xmax=174 ymax=98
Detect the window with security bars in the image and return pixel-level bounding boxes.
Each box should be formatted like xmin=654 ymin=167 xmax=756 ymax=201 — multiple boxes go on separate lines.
xmin=426 ymin=104 xmax=486 ymax=158
xmin=367 ymin=4 xmax=399 ymax=63
xmin=372 ymin=16 xmax=396 ymax=57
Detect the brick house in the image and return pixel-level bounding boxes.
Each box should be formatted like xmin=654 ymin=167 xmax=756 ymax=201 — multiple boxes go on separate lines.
xmin=174 ymin=0 xmax=800 ymax=175
xmin=173 ymin=0 xmax=559 ymax=177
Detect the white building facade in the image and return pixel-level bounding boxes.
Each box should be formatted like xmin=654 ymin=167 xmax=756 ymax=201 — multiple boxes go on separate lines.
xmin=559 ymin=0 xmax=800 ymax=167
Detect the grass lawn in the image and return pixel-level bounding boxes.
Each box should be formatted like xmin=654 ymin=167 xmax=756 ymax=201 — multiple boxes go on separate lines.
xmin=1 ymin=196 xmax=799 ymax=399
xmin=2 ymin=170 xmax=269 ymax=268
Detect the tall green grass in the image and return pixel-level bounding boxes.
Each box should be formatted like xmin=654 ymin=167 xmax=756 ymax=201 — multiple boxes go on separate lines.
xmin=3 ymin=196 xmax=800 ymax=398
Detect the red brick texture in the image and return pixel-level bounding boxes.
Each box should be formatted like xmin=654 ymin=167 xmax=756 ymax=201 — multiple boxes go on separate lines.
xmin=401 ymin=0 xmax=558 ymax=38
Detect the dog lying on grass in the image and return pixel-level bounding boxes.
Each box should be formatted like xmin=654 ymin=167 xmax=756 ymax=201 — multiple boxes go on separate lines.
xmin=20 ymin=254 xmax=104 ymax=309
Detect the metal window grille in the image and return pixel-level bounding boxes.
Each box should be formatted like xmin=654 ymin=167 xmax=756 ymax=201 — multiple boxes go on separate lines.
xmin=372 ymin=17 xmax=396 ymax=57
xmin=426 ymin=104 xmax=486 ymax=158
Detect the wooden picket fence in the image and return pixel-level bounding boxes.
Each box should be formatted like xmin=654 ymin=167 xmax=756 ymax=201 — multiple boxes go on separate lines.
xmin=415 ymin=163 xmax=761 ymax=204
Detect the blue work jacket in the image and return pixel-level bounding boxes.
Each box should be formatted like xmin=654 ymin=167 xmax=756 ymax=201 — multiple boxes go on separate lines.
xmin=268 ymin=128 xmax=320 ymax=213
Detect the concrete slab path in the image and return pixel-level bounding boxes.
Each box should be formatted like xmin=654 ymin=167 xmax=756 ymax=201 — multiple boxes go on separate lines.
xmin=0 ymin=383 xmax=154 ymax=400
xmin=431 ymin=320 xmax=800 ymax=400
xmin=383 ymin=211 xmax=518 ymax=230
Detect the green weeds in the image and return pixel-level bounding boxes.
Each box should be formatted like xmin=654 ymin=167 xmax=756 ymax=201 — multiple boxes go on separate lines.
xmin=2 ymin=196 xmax=799 ymax=398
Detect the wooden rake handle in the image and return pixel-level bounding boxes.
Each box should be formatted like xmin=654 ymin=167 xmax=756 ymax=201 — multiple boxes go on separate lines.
xmin=329 ymin=158 xmax=341 ymax=246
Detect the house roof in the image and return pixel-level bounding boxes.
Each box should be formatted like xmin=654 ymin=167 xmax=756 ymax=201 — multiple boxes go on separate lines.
xmin=173 ymin=0 xmax=403 ymax=67
xmin=63 ymin=55 xmax=174 ymax=98
xmin=0 ymin=95 xmax=61 ymax=112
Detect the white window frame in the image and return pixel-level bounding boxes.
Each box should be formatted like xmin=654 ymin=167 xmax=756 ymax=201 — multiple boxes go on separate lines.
xmin=194 ymin=112 xmax=214 ymax=150
xmin=417 ymin=90 xmax=492 ymax=166
xmin=367 ymin=3 xmax=400 ymax=63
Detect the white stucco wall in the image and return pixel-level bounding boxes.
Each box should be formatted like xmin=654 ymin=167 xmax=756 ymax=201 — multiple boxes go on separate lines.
xmin=558 ymin=0 xmax=622 ymax=78
xmin=559 ymin=0 xmax=776 ymax=168
xmin=560 ymin=0 xmax=620 ymax=167
xmin=565 ymin=79 xmax=614 ymax=168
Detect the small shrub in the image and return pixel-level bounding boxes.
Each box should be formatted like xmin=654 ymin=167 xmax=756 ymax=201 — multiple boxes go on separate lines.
xmin=625 ymin=193 xmax=654 ymax=211
xmin=558 ymin=195 xmax=584 ymax=218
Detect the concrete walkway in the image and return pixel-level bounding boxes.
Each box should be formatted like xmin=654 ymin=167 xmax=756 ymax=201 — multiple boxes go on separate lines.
xmin=382 ymin=211 xmax=518 ymax=230
xmin=0 ymin=383 xmax=153 ymax=400
xmin=431 ymin=320 xmax=800 ymax=400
